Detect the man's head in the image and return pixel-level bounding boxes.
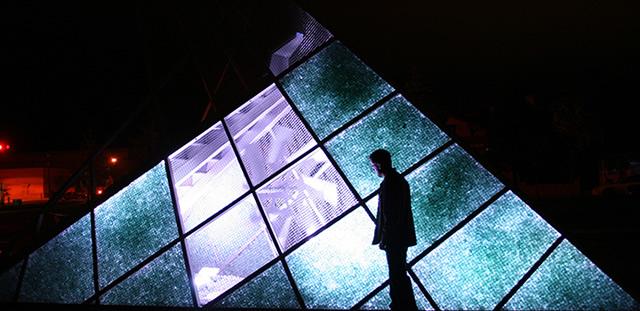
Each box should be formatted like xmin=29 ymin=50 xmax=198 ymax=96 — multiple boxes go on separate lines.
xmin=369 ymin=149 xmax=392 ymax=177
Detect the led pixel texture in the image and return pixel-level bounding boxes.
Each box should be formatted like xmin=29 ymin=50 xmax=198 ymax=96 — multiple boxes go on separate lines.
xmin=280 ymin=41 xmax=394 ymax=139
xmin=169 ymin=122 xmax=249 ymax=232
xmin=185 ymin=195 xmax=278 ymax=306
xmin=257 ymin=148 xmax=358 ymax=251
xmin=360 ymin=276 xmax=434 ymax=310
xmin=225 ymin=84 xmax=316 ymax=186
xmin=327 ymin=94 xmax=450 ymax=197
xmin=19 ymin=214 xmax=93 ymax=303
xmin=406 ymin=144 xmax=504 ymax=260
xmin=505 ymin=240 xmax=640 ymax=310
xmin=101 ymin=244 xmax=193 ymax=307
xmin=286 ymin=208 xmax=388 ymax=309
xmin=413 ymin=191 xmax=560 ymax=310
xmin=95 ymin=161 xmax=178 ymax=289
xmin=214 ymin=262 xmax=300 ymax=309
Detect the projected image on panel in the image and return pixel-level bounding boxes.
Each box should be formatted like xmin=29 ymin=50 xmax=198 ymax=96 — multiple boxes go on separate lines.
xmin=185 ymin=196 xmax=278 ymax=306
xmin=256 ymin=148 xmax=358 ymax=251
xmin=168 ymin=122 xmax=249 ymax=232
xmin=225 ymin=84 xmax=316 ymax=186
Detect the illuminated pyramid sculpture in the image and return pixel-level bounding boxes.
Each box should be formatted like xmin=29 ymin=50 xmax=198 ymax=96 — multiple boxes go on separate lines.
xmin=1 ymin=14 xmax=639 ymax=311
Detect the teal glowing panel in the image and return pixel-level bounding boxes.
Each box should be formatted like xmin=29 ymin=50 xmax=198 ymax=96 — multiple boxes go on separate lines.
xmin=360 ymin=277 xmax=434 ymax=310
xmin=406 ymin=144 xmax=503 ymax=260
xmin=286 ymin=208 xmax=387 ymax=309
xmin=185 ymin=195 xmax=278 ymax=306
xmin=95 ymin=161 xmax=178 ymax=289
xmin=214 ymin=261 xmax=300 ymax=309
xmin=504 ymin=240 xmax=640 ymax=310
xmin=0 ymin=261 xmax=21 ymax=302
xmin=19 ymin=214 xmax=93 ymax=303
xmin=326 ymin=94 xmax=449 ymax=197
xmin=280 ymin=41 xmax=394 ymax=139
xmin=412 ymin=191 xmax=560 ymax=310
xmin=101 ymin=244 xmax=193 ymax=307
xmin=365 ymin=195 xmax=378 ymax=218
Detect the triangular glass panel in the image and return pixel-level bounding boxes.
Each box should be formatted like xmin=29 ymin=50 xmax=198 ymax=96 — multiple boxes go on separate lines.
xmin=168 ymin=122 xmax=250 ymax=233
xmin=504 ymin=240 xmax=639 ymax=310
xmin=185 ymin=195 xmax=278 ymax=306
xmin=256 ymin=148 xmax=358 ymax=251
xmin=214 ymin=261 xmax=300 ymax=309
xmin=101 ymin=243 xmax=193 ymax=307
xmin=94 ymin=161 xmax=178 ymax=289
xmin=224 ymin=84 xmax=316 ymax=186
xmin=19 ymin=214 xmax=93 ymax=303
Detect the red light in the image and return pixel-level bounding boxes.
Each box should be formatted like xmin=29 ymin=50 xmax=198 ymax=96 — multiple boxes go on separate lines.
xmin=110 ymin=157 xmax=118 ymax=164
xmin=96 ymin=189 xmax=103 ymax=195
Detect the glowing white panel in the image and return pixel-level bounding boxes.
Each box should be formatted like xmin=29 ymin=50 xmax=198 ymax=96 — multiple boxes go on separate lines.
xmin=225 ymin=84 xmax=316 ymax=186
xmin=168 ymin=122 xmax=249 ymax=232
xmin=185 ymin=195 xmax=278 ymax=306
xmin=256 ymin=148 xmax=359 ymax=251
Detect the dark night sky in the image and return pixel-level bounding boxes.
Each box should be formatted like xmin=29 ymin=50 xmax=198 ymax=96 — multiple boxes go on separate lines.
xmin=2 ymin=1 xmax=638 ymax=156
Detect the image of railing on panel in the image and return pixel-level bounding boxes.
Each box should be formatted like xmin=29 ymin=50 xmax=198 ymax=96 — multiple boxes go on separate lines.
xmin=225 ymin=84 xmax=316 ymax=186
xmin=184 ymin=195 xmax=278 ymax=306
xmin=168 ymin=122 xmax=249 ymax=232
xmin=256 ymin=148 xmax=358 ymax=252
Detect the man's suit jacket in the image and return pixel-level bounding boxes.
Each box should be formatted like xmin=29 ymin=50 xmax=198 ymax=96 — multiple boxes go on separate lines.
xmin=372 ymin=168 xmax=417 ymax=249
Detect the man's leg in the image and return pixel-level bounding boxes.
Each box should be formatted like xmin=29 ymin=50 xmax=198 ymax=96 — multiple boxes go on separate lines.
xmin=386 ymin=247 xmax=417 ymax=310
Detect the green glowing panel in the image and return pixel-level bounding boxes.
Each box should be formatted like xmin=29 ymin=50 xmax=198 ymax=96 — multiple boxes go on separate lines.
xmin=412 ymin=191 xmax=560 ymax=310
xmin=214 ymin=262 xmax=299 ymax=309
xmin=19 ymin=214 xmax=93 ymax=303
xmin=327 ymin=95 xmax=449 ymax=197
xmin=101 ymin=244 xmax=193 ymax=307
xmin=280 ymin=41 xmax=394 ymax=139
xmin=0 ymin=261 xmax=22 ymax=302
xmin=504 ymin=240 xmax=640 ymax=310
xmin=406 ymin=144 xmax=503 ymax=260
xmin=360 ymin=277 xmax=434 ymax=310
xmin=286 ymin=208 xmax=387 ymax=309
xmin=95 ymin=161 xmax=178 ymax=289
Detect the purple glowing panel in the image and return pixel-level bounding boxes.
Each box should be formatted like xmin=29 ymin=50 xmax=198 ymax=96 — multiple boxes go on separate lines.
xmin=168 ymin=122 xmax=249 ymax=232
xmin=225 ymin=84 xmax=316 ymax=186
xmin=257 ymin=148 xmax=359 ymax=251
xmin=184 ymin=195 xmax=278 ymax=306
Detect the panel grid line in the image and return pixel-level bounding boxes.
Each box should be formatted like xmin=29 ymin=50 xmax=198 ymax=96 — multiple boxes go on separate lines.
xmin=90 ymin=210 xmax=100 ymax=305
xmin=83 ymin=238 xmax=183 ymax=303
xmin=319 ymin=90 xmax=399 ymax=145
xmin=273 ymin=80 xmax=371 ymax=224
xmin=350 ymin=279 xmax=390 ymax=310
xmin=493 ymin=236 xmax=565 ymax=310
xmin=220 ymin=118 xmax=308 ymax=309
xmin=164 ymin=160 xmax=198 ymax=308
xmin=408 ymin=268 xmax=441 ymax=311
xmin=408 ymin=187 xmax=508 ymax=267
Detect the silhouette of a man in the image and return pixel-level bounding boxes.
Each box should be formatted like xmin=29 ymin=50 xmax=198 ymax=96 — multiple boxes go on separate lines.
xmin=370 ymin=149 xmax=418 ymax=311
